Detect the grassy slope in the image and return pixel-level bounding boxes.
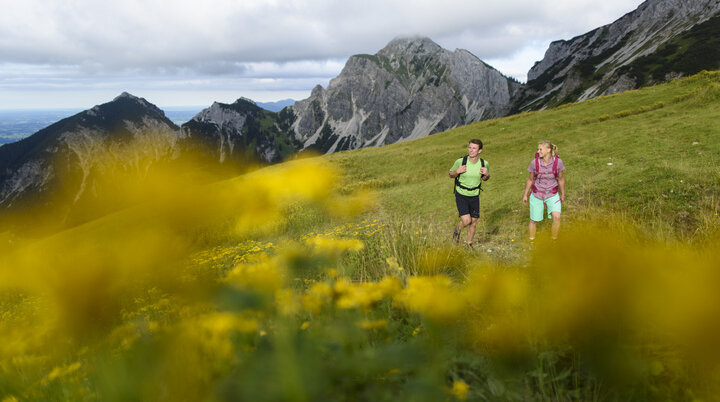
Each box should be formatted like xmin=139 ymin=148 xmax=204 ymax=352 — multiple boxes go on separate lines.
xmin=322 ymin=71 xmax=720 ymax=254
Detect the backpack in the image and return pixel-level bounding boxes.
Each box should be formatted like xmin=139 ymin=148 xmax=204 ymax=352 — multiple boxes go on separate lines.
xmin=531 ymin=153 xmax=559 ymax=195
xmin=454 ymin=155 xmax=485 ymax=194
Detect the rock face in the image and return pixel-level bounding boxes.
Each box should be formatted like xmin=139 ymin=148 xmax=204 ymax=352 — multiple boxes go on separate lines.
xmin=289 ymin=37 xmax=521 ymax=153
xmin=0 ymin=93 xmax=181 ymax=227
xmin=175 ymin=37 xmax=520 ymax=157
xmin=513 ymin=0 xmax=720 ymax=111
xmin=181 ymin=97 xmax=298 ymax=165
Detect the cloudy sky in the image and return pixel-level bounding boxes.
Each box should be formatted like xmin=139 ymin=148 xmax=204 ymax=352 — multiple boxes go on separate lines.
xmin=0 ymin=0 xmax=643 ymax=110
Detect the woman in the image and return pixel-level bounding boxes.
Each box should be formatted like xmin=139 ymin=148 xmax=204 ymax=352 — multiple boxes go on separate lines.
xmin=522 ymin=141 xmax=565 ymax=241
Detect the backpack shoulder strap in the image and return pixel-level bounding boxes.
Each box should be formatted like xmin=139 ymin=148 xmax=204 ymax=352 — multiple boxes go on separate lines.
xmin=481 ymin=158 xmax=485 ymax=167
xmin=552 ymin=154 xmax=560 ymax=177
xmin=534 ymin=153 xmax=540 ymax=178
xmin=454 ymin=155 xmax=483 ymax=193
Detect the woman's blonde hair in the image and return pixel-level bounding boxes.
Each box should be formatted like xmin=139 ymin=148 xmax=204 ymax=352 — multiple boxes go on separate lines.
xmin=539 ymin=141 xmax=558 ymax=158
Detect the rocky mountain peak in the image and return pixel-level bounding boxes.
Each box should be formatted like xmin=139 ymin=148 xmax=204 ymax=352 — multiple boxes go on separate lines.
xmin=236 ymin=97 xmax=256 ymax=105
xmin=84 ymin=92 xmax=173 ymax=129
xmin=113 ymin=91 xmax=140 ymax=101
xmin=192 ymin=97 xmax=264 ymax=124
xmin=289 ymin=36 xmax=518 ymax=154
xmin=377 ymin=36 xmax=443 ymax=59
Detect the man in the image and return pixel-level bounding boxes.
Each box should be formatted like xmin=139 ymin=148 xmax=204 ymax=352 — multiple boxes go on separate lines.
xmin=448 ymin=139 xmax=490 ymax=248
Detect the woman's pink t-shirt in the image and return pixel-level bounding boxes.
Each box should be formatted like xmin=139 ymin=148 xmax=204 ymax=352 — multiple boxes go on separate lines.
xmin=528 ymin=157 xmax=565 ymax=200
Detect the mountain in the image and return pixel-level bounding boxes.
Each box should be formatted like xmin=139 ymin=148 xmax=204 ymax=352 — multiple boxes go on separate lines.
xmin=0 ymin=92 xmax=181 ymax=229
xmin=512 ymin=0 xmax=720 ymax=111
xmin=290 ymin=37 xmax=521 ymax=153
xmin=183 ymin=37 xmax=520 ymax=157
xmin=180 ymin=97 xmax=299 ymax=164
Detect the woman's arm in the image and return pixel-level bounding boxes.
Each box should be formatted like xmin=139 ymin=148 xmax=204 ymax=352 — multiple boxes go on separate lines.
xmin=522 ymin=172 xmax=534 ymax=205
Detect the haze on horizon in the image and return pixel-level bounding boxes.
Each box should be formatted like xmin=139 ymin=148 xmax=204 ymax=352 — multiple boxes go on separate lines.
xmin=0 ymin=0 xmax=643 ymax=110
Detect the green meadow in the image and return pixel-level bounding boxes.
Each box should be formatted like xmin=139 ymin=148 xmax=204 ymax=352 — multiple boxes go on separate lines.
xmin=325 ymin=70 xmax=720 ymax=248
xmin=1 ymin=71 xmax=719 ymax=401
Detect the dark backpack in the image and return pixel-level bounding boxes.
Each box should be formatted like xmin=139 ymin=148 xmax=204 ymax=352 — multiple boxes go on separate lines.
xmin=531 ymin=153 xmax=559 ymax=195
xmin=454 ymin=155 xmax=485 ymax=193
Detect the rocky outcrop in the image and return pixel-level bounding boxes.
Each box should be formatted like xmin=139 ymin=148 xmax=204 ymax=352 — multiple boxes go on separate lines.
xmin=289 ymin=37 xmax=521 ymax=153
xmin=181 ymin=97 xmax=298 ymax=165
xmin=514 ymin=0 xmax=720 ymax=111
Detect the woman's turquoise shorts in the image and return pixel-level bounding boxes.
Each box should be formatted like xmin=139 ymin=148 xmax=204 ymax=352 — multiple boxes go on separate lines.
xmin=529 ymin=193 xmax=561 ymax=222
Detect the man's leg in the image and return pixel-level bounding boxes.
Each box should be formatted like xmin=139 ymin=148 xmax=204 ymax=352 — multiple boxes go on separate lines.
xmin=454 ymin=214 xmax=471 ymax=244
xmin=457 ymin=214 xmax=472 ymax=230
xmin=467 ymin=217 xmax=478 ymax=244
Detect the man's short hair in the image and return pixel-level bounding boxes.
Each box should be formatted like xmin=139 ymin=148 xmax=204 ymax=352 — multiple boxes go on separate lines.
xmin=469 ymin=139 xmax=483 ymax=149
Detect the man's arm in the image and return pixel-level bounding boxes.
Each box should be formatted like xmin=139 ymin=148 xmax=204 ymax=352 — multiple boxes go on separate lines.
xmin=449 ymin=164 xmax=466 ymax=178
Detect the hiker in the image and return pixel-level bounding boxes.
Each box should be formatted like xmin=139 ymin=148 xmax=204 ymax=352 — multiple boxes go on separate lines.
xmin=522 ymin=141 xmax=565 ymax=241
xmin=449 ymin=139 xmax=490 ymax=248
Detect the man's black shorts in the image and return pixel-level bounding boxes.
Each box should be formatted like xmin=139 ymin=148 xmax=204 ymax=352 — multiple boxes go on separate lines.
xmin=455 ymin=191 xmax=479 ymax=218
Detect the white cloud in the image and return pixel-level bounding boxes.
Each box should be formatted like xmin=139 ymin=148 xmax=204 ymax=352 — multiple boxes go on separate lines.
xmin=0 ymin=0 xmax=643 ymax=108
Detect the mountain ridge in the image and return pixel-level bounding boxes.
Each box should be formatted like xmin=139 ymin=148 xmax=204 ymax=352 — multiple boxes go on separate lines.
xmin=513 ymin=0 xmax=720 ymax=111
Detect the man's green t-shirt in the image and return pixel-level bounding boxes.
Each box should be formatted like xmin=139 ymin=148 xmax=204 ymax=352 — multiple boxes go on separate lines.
xmin=450 ymin=157 xmax=489 ymax=197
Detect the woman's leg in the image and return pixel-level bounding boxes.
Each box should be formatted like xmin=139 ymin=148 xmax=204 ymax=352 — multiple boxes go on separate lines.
xmin=528 ymin=220 xmax=537 ymax=240
xmin=551 ymin=211 xmax=561 ymax=240
xmin=528 ymin=194 xmax=543 ymax=240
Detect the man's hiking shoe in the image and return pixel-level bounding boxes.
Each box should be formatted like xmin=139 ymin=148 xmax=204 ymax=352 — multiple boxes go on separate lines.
xmin=452 ymin=228 xmax=460 ymax=244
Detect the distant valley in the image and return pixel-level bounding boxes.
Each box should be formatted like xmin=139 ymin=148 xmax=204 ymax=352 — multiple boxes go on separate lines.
xmin=0 ymin=99 xmax=295 ymax=145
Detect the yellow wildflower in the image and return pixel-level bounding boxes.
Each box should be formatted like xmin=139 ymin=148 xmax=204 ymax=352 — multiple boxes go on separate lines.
xmin=395 ymin=275 xmax=465 ymax=322
xmin=306 ymin=235 xmax=364 ymax=255
xmin=224 ymin=257 xmax=284 ymax=293
xmin=386 ymin=257 xmax=404 ymax=272
xmin=451 ymin=380 xmax=470 ymax=400
xmin=302 ymin=282 xmax=333 ymax=314
xmin=276 ymin=289 xmax=300 ymax=315
xmin=45 ymin=362 xmax=82 ymax=383
xmin=377 ymin=276 xmax=402 ymax=297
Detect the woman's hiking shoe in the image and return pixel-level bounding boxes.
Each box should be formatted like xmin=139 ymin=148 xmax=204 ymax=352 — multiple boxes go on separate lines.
xmin=452 ymin=228 xmax=460 ymax=244
xmin=465 ymin=242 xmax=474 ymax=250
